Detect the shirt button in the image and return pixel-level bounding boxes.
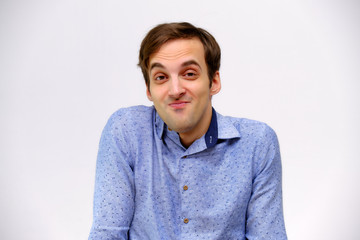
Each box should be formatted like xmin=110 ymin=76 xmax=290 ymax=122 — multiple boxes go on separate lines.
xmin=182 ymin=156 xmax=187 ymax=159
xmin=183 ymin=185 xmax=188 ymax=191
xmin=184 ymin=218 xmax=189 ymax=224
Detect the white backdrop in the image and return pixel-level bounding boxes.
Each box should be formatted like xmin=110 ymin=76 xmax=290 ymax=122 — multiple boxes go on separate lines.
xmin=1 ymin=0 xmax=359 ymax=239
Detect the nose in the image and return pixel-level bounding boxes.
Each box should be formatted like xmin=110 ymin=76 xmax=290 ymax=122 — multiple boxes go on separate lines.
xmin=168 ymin=77 xmax=185 ymax=99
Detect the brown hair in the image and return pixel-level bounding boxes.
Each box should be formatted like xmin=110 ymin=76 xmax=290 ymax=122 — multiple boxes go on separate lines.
xmin=138 ymin=22 xmax=221 ymax=87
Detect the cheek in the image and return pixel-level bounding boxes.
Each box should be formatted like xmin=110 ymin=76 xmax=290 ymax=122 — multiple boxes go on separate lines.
xmin=194 ymin=84 xmax=211 ymax=99
xmin=149 ymin=87 xmax=167 ymax=102
xmin=187 ymin=81 xmax=206 ymax=94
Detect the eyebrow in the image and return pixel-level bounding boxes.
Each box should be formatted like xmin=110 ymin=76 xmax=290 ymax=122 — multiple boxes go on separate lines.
xmin=149 ymin=62 xmax=165 ymax=71
xmin=181 ymin=60 xmax=202 ymax=70
xmin=149 ymin=60 xmax=202 ymax=72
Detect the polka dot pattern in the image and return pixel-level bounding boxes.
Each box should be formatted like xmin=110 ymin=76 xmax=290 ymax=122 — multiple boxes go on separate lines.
xmin=89 ymin=105 xmax=287 ymax=240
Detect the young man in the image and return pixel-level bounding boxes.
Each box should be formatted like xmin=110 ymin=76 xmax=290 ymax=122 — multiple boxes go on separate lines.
xmin=89 ymin=22 xmax=287 ymax=239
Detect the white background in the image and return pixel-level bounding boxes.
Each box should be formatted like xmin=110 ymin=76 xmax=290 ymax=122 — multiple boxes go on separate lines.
xmin=1 ymin=0 xmax=359 ymax=239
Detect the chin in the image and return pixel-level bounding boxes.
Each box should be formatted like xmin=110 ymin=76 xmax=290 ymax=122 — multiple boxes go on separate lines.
xmin=164 ymin=114 xmax=193 ymax=132
xmin=170 ymin=123 xmax=193 ymax=133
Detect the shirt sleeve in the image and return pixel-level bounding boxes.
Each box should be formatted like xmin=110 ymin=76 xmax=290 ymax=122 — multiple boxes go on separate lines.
xmin=245 ymin=125 xmax=287 ymax=240
xmin=89 ymin=115 xmax=135 ymax=240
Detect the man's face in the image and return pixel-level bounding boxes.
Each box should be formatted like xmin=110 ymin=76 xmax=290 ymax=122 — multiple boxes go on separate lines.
xmin=146 ymin=38 xmax=221 ymax=142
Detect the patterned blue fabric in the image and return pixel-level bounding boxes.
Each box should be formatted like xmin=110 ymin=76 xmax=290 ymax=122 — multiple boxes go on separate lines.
xmin=89 ymin=105 xmax=287 ymax=240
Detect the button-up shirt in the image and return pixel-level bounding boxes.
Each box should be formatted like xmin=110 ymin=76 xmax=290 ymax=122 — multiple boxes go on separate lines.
xmin=89 ymin=105 xmax=287 ymax=240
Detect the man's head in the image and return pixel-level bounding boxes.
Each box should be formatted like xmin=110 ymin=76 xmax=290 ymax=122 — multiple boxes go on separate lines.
xmin=138 ymin=22 xmax=221 ymax=88
xmin=138 ymin=22 xmax=222 ymax=146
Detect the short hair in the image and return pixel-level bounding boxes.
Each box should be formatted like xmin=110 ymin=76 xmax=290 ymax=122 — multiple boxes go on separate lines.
xmin=138 ymin=22 xmax=221 ymax=87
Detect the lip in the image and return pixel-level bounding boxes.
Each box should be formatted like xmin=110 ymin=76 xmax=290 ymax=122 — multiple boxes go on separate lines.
xmin=168 ymin=101 xmax=189 ymax=109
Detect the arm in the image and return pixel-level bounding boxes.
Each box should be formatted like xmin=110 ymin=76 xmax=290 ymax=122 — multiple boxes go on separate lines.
xmin=245 ymin=125 xmax=287 ymax=240
xmin=89 ymin=115 xmax=135 ymax=240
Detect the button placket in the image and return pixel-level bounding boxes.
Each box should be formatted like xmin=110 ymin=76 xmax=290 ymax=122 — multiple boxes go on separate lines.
xmin=180 ymin=154 xmax=192 ymax=228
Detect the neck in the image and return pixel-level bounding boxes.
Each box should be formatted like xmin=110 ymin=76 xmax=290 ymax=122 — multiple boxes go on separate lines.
xmin=178 ymin=106 xmax=213 ymax=148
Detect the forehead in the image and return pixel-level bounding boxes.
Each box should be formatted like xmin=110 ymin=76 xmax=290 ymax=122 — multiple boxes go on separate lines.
xmin=149 ymin=38 xmax=205 ymax=67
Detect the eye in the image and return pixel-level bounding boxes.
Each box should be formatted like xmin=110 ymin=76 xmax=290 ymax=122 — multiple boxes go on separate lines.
xmin=153 ymin=73 xmax=168 ymax=82
xmin=183 ymin=70 xmax=198 ymax=80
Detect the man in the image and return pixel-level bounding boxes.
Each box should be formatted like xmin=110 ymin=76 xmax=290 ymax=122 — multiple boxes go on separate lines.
xmin=89 ymin=22 xmax=287 ymax=239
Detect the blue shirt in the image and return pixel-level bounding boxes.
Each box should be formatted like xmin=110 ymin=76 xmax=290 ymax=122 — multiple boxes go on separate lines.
xmin=89 ymin=105 xmax=287 ymax=240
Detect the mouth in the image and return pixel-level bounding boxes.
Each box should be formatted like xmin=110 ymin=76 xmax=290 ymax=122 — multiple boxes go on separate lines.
xmin=169 ymin=101 xmax=189 ymax=109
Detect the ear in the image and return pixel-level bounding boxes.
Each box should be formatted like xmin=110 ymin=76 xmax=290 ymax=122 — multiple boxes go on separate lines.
xmin=146 ymin=86 xmax=153 ymax=101
xmin=210 ymin=71 xmax=221 ymax=96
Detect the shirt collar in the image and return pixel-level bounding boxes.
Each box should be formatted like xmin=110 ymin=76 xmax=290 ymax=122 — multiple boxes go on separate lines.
xmin=154 ymin=106 xmax=165 ymax=140
xmin=216 ymin=111 xmax=241 ymax=140
xmin=154 ymin=106 xmax=241 ymax=147
xmin=204 ymin=107 xmax=218 ymax=148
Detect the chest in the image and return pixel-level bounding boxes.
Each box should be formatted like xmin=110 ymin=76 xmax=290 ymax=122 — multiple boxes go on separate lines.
xmin=134 ymin=138 xmax=254 ymax=207
xmin=130 ymin=138 xmax=254 ymax=239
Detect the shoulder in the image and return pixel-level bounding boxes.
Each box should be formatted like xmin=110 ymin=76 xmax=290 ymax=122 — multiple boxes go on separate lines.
xmin=218 ymin=114 xmax=281 ymax=177
xmin=106 ymin=105 xmax=154 ymax=127
xmin=217 ymin=113 xmax=278 ymax=142
xmin=102 ymin=105 xmax=155 ymax=138
xmin=239 ymin=118 xmax=277 ymax=140
xmin=108 ymin=105 xmax=154 ymax=123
